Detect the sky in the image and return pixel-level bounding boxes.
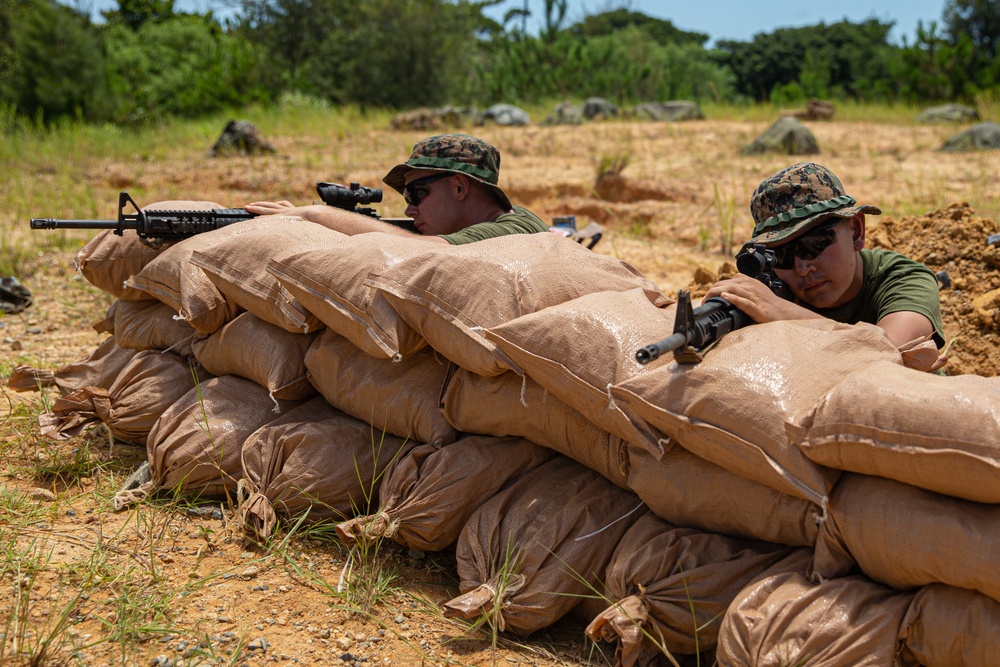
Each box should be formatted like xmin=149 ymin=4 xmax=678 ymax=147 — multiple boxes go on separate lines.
xmin=73 ymin=0 xmax=949 ymax=46
xmin=482 ymin=0 xmax=949 ymax=46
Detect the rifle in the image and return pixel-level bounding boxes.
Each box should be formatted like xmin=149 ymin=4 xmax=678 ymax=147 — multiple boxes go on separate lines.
xmin=635 ymin=243 xmax=786 ymax=365
xmin=30 ymin=182 xmax=397 ymax=247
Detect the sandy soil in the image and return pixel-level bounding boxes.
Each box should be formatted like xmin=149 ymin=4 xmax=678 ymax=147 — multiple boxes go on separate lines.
xmin=2 ymin=117 xmax=999 ymax=666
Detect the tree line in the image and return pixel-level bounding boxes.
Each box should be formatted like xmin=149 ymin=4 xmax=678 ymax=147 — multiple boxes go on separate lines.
xmin=1 ymin=0 xmax=998 ymax=125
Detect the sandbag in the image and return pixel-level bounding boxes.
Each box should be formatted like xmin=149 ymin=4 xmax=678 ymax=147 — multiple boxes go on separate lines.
xmin=192 ymin=311 xmax=317 ymax=401
xmin=585 ymin=512 xmax=800 ymax=664
xmin=74 ymin=200 xmax=225 ymax=301
xmin=38 ymin=350 xmax=208 ymax=446
xmin=898 ymin=584 xmax=1000 ymax=667
xmin=109 ymin=299 xmax=198 ymax=358
xmin=75 ymin=230 xmax=165 ymax=301
xmin=266 ymin=232 xmax=432 ymax=358
xmin=147 ymin=375 xmax=299 ymax=498
xmin=6 ymin=336 xmax=138 ymax=395
xmin=304 ymin=329 xmax=457 ymax=445
xmin=239 ymin=396 xmax=416 ymax=542
xmin=439 ymin=366 xmax=630 ymax=488
xmin=716 ymin=570 xmax=914 ymax=667
xmin=627 ymin=444 xmax=821 ymax=548
xmin=483 ymin=288 xmax=676 ymax=447
xmin=810 ymin=473 xmax=1000 ymax=604
xmin=336 ymin=435 xmax=554 ymax=552
xmin=188 ymin=218 xmax=345 ymax=333
xmin=612 ymin=319 xmax=899 ymax=505
xmin=790 ymin=360 xmax=1000 ymax=503
xmin=368 ymin=234 xmax=668 ymax=376
xmin=444 ymin=456 xmax=644 ymax=636
xmin=126 ymin=216 xmax=310 ymax=333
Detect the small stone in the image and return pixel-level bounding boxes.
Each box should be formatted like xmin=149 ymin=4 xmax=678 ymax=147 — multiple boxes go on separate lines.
xmin=247 ymin=637 xmax=269 ymax=652
xmin=393 ymin=615 xmax=405 ymax=624
xmin=26 ymin=326 xmax=42 ymax=334
xmin=160 ymin=554 xmax=174 ymax=564
xmin=240 ymin=566 xmax=261 ymax=580
xmin=318 ymin=629 xmax=330 ymax=639
xmin=29 ymin=488 xmax=56 ymax=501
xmin=335 ymin=637 xmax=354 ymax=651
xmin=65 ymin=509 xmax=77 ymax=516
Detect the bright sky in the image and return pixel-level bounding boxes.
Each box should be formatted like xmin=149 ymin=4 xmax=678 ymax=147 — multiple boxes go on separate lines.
xmin=484 ymin=0 xmax=949 ymax=46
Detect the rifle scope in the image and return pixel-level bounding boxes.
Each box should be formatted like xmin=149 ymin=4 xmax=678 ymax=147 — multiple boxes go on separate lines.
xmin=315 ymin=182 xmax=383 ymax=209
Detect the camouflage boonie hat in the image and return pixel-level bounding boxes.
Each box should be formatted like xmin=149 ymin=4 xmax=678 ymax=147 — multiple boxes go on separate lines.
xmin=382 ymin=133 xmax=512 ymax=210
xmin=750 ymin=162 xmax=881 ymax=245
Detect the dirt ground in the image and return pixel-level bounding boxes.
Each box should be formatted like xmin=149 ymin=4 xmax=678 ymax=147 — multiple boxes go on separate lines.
xmin=2 ymin=117 xmax=999 ymax=666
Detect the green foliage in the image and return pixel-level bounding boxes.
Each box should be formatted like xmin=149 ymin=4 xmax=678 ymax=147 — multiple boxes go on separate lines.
xmin=102 ymin=0 xmax=178 ymax=31
xmin=890 ymin=21 xmax=983 ymax=101
xmin=944 ymin=0 xmax=1000 ymax=59
xmin=569 ymin=6 xmax=708 ymax=46
xmin=103 ymin=15 xmax=264 ymax=123
xmin=715 ymin=19 xmax=895 ymax=102
xmin=2 ymin=0 xmax=111 ymax=122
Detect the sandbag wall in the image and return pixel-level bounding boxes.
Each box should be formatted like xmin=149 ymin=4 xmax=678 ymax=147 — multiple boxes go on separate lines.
xmin=13 ymin=211 xmax=1000 ymax=666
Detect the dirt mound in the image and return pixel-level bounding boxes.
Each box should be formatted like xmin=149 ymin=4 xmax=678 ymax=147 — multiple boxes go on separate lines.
xmin=867 ymin=203 xmax=1000 ymax=376
xmin=684 ymin=204 xmax=1000 ymax=377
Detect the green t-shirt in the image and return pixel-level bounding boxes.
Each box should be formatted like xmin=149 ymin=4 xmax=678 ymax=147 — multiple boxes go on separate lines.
xmin=438 ymin=206 xmax=551 ymax=245
xmin=803 ymin=248 xmax=945 ymax=347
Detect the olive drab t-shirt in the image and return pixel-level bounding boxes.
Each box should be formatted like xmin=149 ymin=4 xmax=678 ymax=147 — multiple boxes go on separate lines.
xmin=805 ymin=248 xmax=945 ymax=347
xmin=438 ymin=206 xmax=551 ymax=245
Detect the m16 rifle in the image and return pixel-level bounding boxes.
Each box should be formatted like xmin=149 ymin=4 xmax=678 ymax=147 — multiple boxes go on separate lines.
xmin=635 ymin=243 xmax=786 ymax=365
xmin=30 ymin=182 xmax=388 ymax=247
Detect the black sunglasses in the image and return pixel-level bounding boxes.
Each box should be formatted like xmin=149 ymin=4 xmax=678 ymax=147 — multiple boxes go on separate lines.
xmin=402 ymin=173 xmax=453 ymax=206
xmin=771 ymin=220 xmax=842 ymax=269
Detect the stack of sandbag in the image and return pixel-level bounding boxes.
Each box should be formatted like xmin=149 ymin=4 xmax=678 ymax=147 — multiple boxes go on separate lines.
xmin=124 ymin=215 xmax=343 ymax=334
xmin=584 ymin=512 xmax=804 ymax=665
xmin=38 ymin=350 xmax=209 ymax=446
xmin=363 ymin=233 xmax=670 ymax=375
xmin=443 ymin=456 xmax=644 ymax=635
xmin=239 ymin=397 xmax=418 ymax=542
xmin=146 ymin=374 xmax=302 ymax=500
xmin=336 ymin=435 xmax=554 ymax=552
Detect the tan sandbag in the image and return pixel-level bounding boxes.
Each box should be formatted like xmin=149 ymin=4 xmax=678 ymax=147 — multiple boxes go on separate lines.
xmin=6 ymin=336 xmax=138 ymax=395
xmin=126 ymin=217 xmax=307 ymax=333
xmin=627 ymin=444 xmax=821 ymax=548
xmin=192 ymin=312 xmax=317 ymax=401
xmin=439 ymin=366 xmax=630 ymax=488
xmin=75 ymin=229 xmax=165 ymax=301
xmin=483 ymin=288 xmax=676 ymax=447
xmin=444 ymin=455 xmax=645 ymax=636
xmin=810 ymin=473 xmax=1000 ymax=604
xmin=304 ymin=329 xmax=457 ymax=445
xmin=368 ymin=233 xmax=669 ymax=376
xmin=716 ymin=570 xmax=915 ymax=667
xmin=265 ymin=231 xmax=433 ymax=358
xmin=585 ymin=512 xmax=801 ymax=663
xmin=38 ymin=350 xmax=208 ymax=446
xmin=147 ymin=375 xmax=299 ymax=499
xmin=337 ymin=435 xmax=554 ymax=552
xmin=111 ymin=299 xmax=198 ymax=358
xmin=898 ymin=584 xmax=1000 ymax=667
xmin=73 ymin=200 xmax=224 ymax=300
xmin=239 ymin=397 xmax=416 ymax=542
xmin=789 ymin=360 xmax=1000 ymax=503
xmin=189 ymin=218 xmax=345 ymax=333
xmin=612 ymin=319 xmax=900 ymax=505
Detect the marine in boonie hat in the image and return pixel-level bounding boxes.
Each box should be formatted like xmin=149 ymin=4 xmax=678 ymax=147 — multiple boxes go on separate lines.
xmin=749 ymin=162 xmax=882 ymax=245
xmin=382 ymin=133 xmax=512 ymax=211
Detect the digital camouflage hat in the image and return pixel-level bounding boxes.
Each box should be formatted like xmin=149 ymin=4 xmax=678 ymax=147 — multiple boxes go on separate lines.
xmin=749 ymin=162 xmax=881 ymax=245
xmin=382 ymin=133 xmax=512 ymax=210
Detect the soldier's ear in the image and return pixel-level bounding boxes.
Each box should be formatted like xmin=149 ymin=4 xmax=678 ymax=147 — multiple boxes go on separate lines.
xmin=851 ymin=213 xmax=866 ymax=250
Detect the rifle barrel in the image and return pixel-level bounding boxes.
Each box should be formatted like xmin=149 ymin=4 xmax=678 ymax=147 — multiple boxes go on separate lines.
xmin=30 ymin=218 xmax=121 ymax=230
xmin=635 ymin=332 xmax=688 ymax=364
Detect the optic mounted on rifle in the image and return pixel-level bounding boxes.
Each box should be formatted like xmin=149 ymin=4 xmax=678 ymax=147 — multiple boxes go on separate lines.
xmin=315 ymin=182 xmax=383 ymax=218
xmin=634 ymin=242 xmax=785 ymax=365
